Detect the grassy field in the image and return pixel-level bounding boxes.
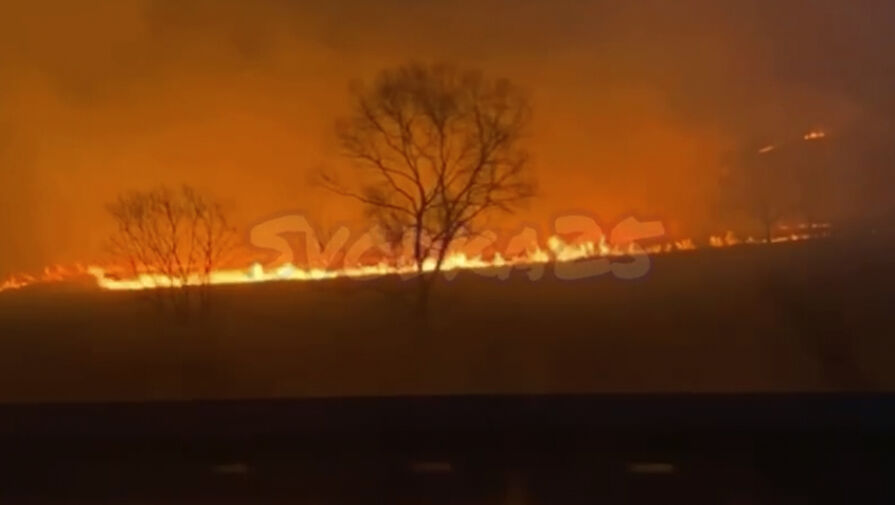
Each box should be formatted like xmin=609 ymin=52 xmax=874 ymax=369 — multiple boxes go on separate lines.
xmin=0 ymin=238 xmax=892 ymax=402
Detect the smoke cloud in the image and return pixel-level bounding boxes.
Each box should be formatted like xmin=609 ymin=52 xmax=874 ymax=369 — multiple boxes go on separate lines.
xmin=2 ymin=0 xmax=894 ymax=276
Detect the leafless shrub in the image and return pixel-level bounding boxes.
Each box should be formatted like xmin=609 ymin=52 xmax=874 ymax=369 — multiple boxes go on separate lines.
xmin=106 ymin=185 xmax=236 ymax=318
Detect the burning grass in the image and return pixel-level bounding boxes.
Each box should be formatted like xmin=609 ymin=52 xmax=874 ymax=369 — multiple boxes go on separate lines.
xmin=0 ymin=235 xmax=889 ymax=402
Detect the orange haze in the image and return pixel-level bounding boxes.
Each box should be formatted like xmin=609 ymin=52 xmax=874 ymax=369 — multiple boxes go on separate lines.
xmin=2 ymin=1 xmax=895 ymax=277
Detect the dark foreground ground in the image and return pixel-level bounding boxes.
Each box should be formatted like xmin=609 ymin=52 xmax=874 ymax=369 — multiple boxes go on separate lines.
xmin=1 ymin=395 xmax=894 ymax=503
xmin=0 ymin=236 xmax=893 ymax=401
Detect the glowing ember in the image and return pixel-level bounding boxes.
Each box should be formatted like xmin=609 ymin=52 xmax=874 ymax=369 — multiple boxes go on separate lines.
xmin=803 ymin=130 xmax=826 ymax=140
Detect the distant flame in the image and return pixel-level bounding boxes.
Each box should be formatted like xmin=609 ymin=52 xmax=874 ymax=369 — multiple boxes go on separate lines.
xmin=0 ymin=224 xmax=831 ymax=294
xmin=758 ymin=130 xmax=826 ymax=154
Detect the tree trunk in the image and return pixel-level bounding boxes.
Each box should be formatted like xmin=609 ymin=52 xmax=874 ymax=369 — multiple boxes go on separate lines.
xmin=415 ymin=274 xmax=433 ymax=318
xmin=413 ymin=241 xmax=450 ymax=322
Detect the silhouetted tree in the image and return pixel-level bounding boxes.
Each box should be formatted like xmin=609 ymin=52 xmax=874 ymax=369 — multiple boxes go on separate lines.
xmin=721 ymin=148 xmax=799 ymax=242
xmin=107 ymin=185 xmax=235 ymax=317
xmin=322 ymin=62 xmax=535 ymax=315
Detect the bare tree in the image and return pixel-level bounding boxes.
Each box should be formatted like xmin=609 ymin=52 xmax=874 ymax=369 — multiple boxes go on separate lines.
xmin=720 ymin=132 xmax=835 ymax=242
xmin=322 ymin=62 xmax=535 ymax=315
xmin=720 ymin=148 xmax=799 ymax=243
xmin=106 ymin=185 xmax=236 ymax=317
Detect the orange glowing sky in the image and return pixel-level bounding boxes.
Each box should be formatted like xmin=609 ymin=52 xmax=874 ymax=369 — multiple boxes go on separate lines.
xmin=2 ymin=1 xmax=895 ymax=277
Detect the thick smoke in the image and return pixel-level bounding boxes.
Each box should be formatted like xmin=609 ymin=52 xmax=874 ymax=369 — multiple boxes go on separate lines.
xmin=2 ymin=0 xmax=894 ymax=276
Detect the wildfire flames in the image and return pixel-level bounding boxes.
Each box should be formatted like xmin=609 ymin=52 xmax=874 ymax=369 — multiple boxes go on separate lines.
xmin=1 ymin=127 xmax=834 ymax=295
xmin=0 ymin=225 xmax=830 ymax=294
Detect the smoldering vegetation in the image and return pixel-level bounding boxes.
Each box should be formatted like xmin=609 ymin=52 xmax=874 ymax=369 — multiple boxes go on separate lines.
xmin=0 ymin=236 xmax=892 ymax=402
